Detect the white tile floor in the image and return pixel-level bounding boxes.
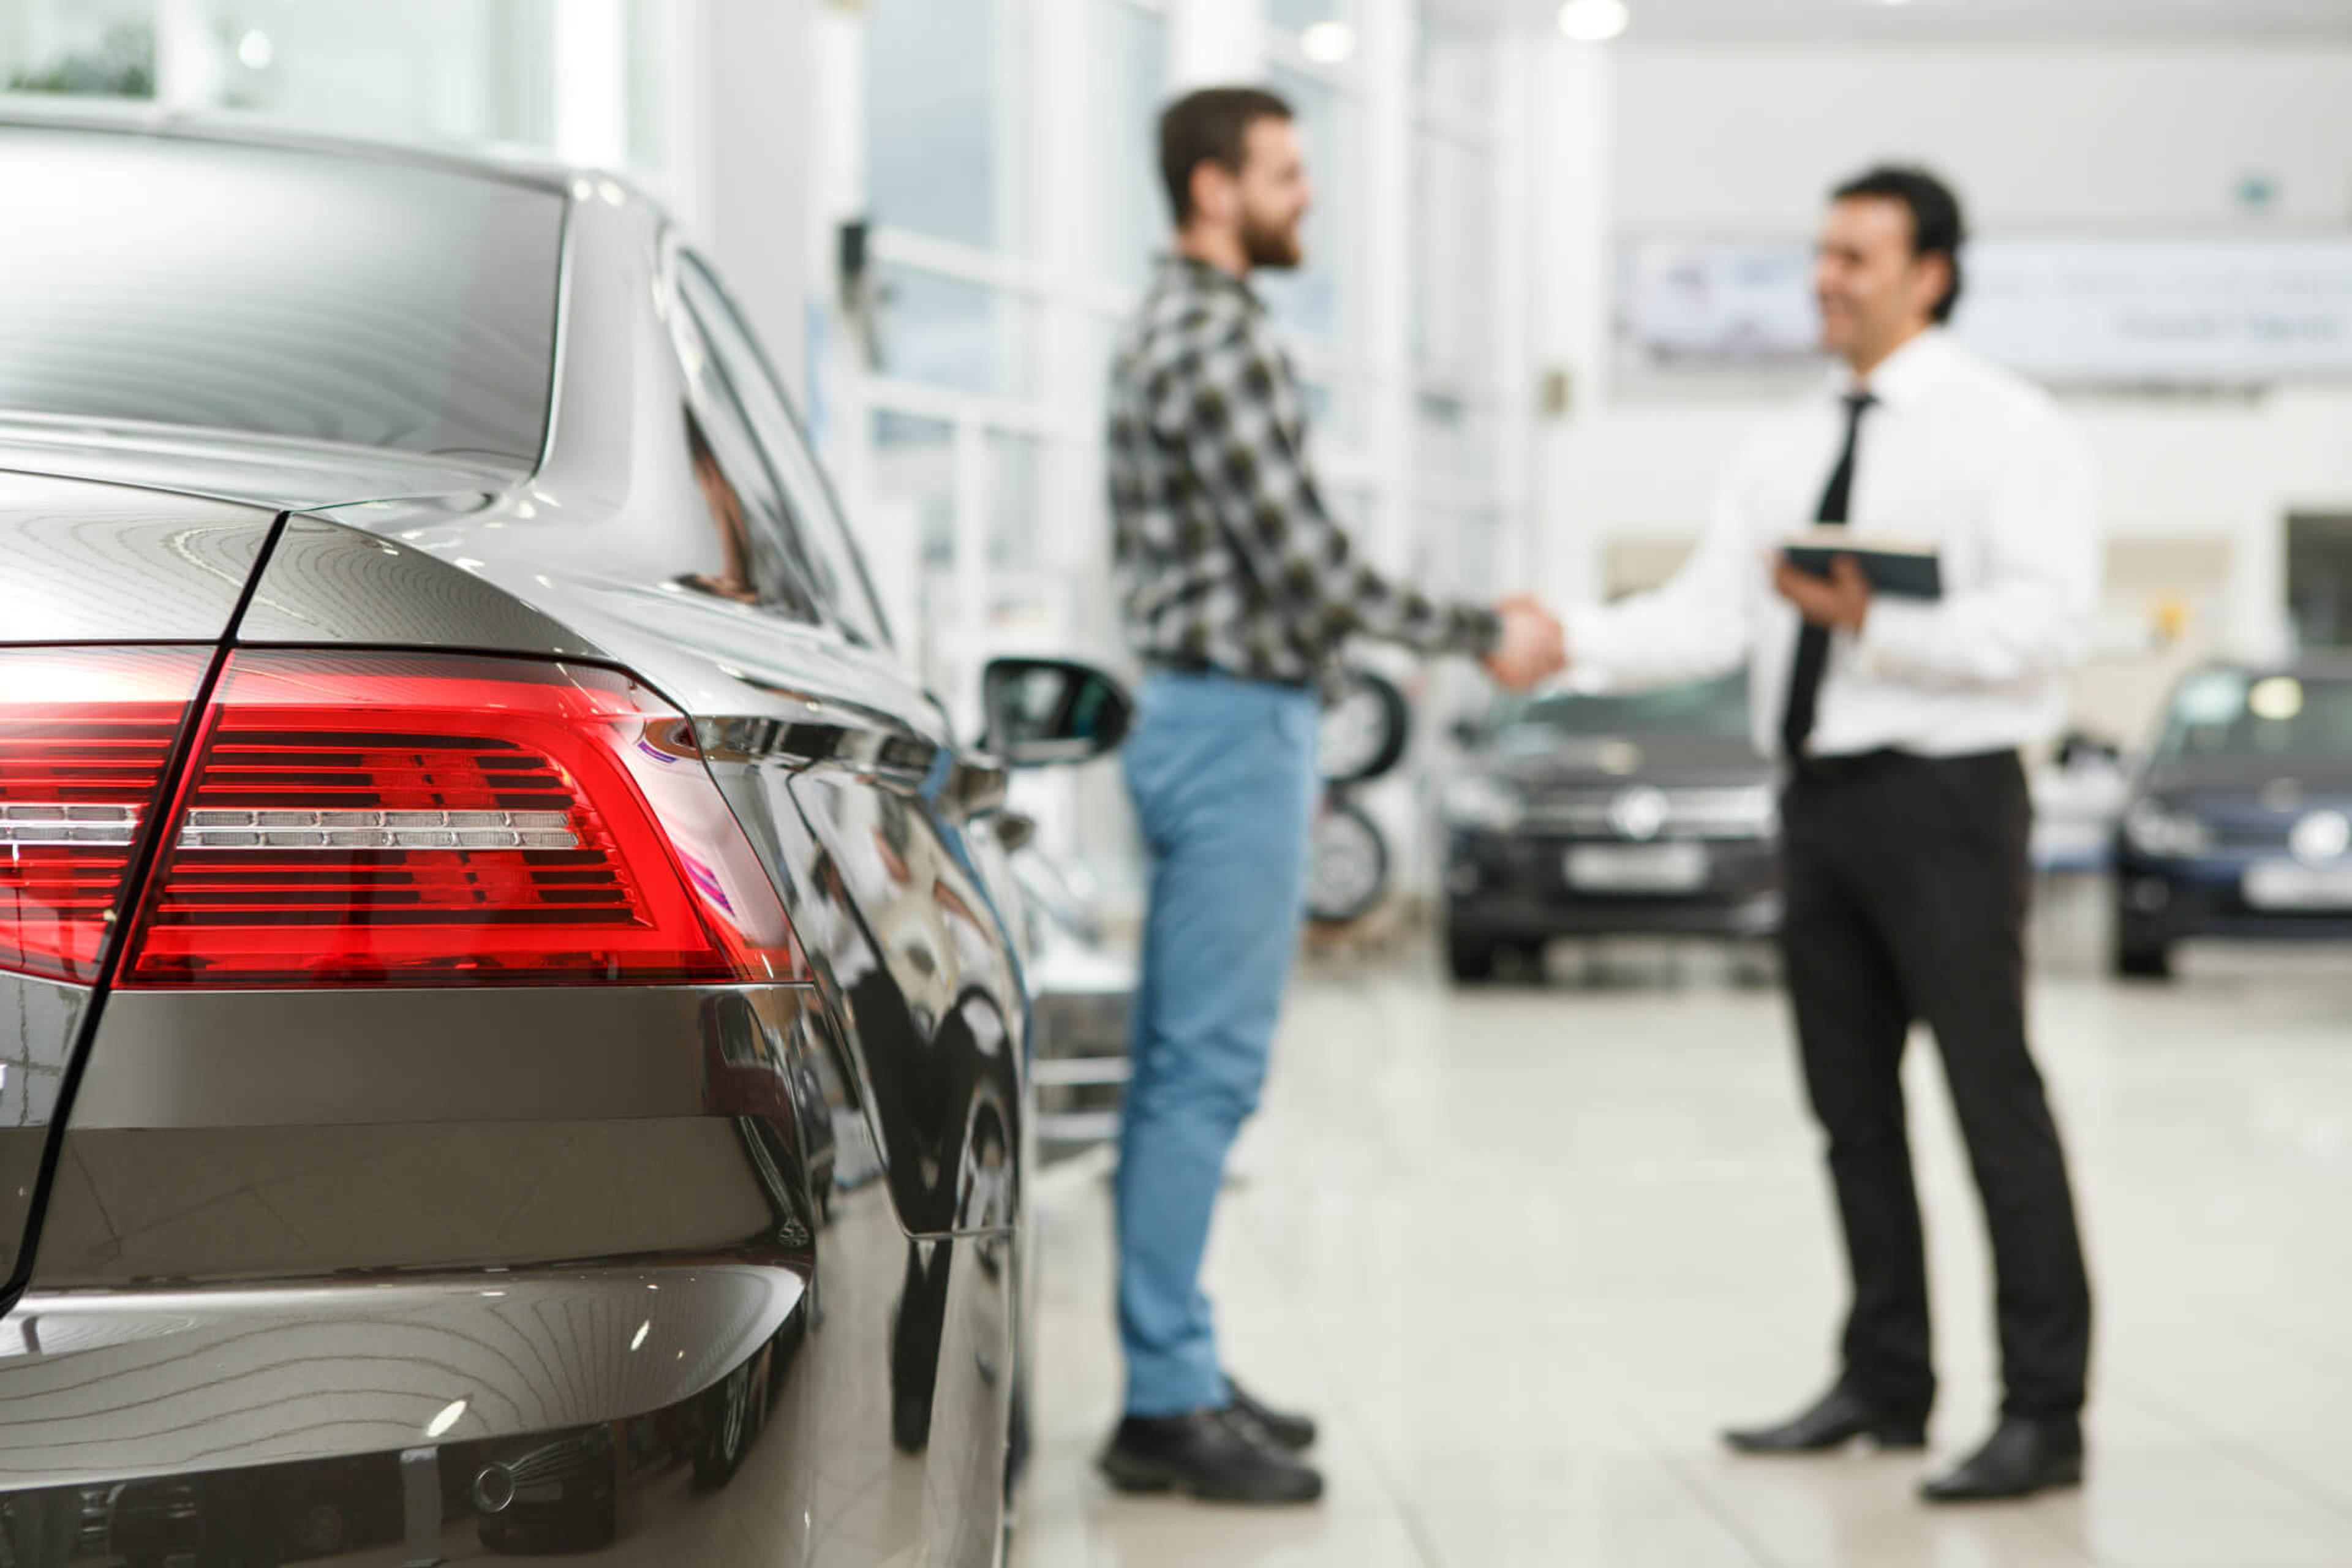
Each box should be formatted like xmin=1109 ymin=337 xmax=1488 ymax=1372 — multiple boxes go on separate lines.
xmin=1013 ymin=941 xmax=2352 ymax=1568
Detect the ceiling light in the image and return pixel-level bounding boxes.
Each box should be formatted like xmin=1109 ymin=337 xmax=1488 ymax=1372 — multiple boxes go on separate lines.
xmin=1557 ymin=0 xmax=1630 ymax=43
xmin=1300 ymin=21 xmax=1357 ymax=64
xmin=425 ymin=1398 xmax=469 ymax=1440
xmin=237 ymin=29 xmax=274 ymax=70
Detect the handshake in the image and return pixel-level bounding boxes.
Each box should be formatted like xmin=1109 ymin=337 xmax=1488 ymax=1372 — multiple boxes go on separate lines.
xmin=1482 ymin=597 xmax=1568 ymax=692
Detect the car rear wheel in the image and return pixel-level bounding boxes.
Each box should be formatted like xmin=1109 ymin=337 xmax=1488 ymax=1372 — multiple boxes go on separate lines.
xmin=693 ymin=1361 xmax=756 ymax=1488
xmin=2113 ymin=934 xmax=2173 ymax=980
xmin=1307 ymin=802 xmax=1391 ymax=926
xmin=1446 ymin=936 xmax=1498 ymax=984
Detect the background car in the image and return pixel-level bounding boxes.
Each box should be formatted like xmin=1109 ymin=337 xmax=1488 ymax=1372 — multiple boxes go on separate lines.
xmin=1440 ymin=671 xmax=1780 ymax=982
xmin=0 ymin=108 xmax=1125 ymax=1566
xmin=2112 ymin=662 xmax=2352 ymax=978
xmin=1015 ymin=837 xmax=1134 ymax=1161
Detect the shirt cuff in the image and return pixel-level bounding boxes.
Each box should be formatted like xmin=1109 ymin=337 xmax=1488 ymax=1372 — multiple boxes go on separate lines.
xmin=1856 ymin=597 xmax=1939 ymax=680
xmin=1561 ymin=604 xmax=1623 ymax=688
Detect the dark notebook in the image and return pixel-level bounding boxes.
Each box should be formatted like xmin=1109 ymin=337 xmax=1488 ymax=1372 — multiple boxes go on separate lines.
xmin=1783 ymin=529 xmax=1943 ymax=600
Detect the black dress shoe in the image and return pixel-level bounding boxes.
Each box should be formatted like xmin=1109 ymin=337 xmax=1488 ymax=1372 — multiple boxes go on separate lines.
xmin=1098 ymin=1408 xmax=1325 ymax=1504
xmin=1724 ymin=1386 xmax=1929 ymax=1455
xmin=1920 ymin=1415 xmax=2082 ymax=1503
xmin=1226 ymin=1376 xmax=1317 ymax=1452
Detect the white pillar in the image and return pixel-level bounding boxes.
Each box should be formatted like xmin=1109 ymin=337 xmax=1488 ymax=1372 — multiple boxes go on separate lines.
xmin=668 ymin=0 xmax=814 ymax=402
xmin=155 ymin=0 xmax=226 ymax=110
xmin=553 ymin=0 xmax=629 ymax=169
xmin=1363 ymin=0 xmax=1414 ymax=576
xmin=1491 ymin=30 xmax=1536 ymax=598
xmin=1531 ymin=31 xmax=1614 ymax=611
xmin=1170 ymin=0 xmax=1267 ymax=89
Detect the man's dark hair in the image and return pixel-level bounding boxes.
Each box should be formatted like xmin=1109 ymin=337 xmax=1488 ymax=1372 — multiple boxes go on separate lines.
xmin=1833 ymin=165 xmax=1968 ymax=324
xmin=1159 ymin=86 xmax=1294 ymax=226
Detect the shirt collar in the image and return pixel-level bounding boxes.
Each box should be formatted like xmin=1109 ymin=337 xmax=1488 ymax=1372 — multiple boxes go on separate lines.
xmin=1834 ymin=326 xmax=1951 ymax=410
xmin=1157 ymin=252 xmax=1265 ymax=314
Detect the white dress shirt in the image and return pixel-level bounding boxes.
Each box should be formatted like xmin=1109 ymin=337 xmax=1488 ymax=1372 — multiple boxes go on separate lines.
xmin=1565 ymin=330 xmax=2100 ymax=761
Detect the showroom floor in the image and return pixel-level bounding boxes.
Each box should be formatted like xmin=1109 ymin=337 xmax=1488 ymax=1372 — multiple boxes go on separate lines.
xmin=1013 ymin=940 xmax=2352 ymax=1568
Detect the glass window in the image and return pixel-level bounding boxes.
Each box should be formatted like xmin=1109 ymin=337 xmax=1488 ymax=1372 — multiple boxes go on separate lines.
xmin=2 ymin=2 xmax=155 ymax=96
xmin=1414 ymin=9 xmax=1494 ymax=112
xmin=1254 ymin=66 xmax=1364 ymax=350
xmin=1079 ymin=0 xmax=1170 ymax=293
xmin=1413 ymin=498 xmax=1502 ymax=600
xmin=873 ymin=265 xmax=1042 ymax=400
xmin=1413 ymin=389 xmax=1496 ymax=481
xmin=863 ymin=0 xmax=1028 ymax=255
xmin=680 ymin=256 xmax=894 ymax=650
xmin=1268 ymin=0 xmax=1357 ymax=37
xmin=1412 ymin=129 xmax=1496 ymax=373
xmin=669 ymin=306 xmax=826 ymax=624
xmin=0 ymin=129 xmax=562 ymax=469
xmin=987 ymin=431 xmax=1044 ymax=575
xmin=1294 ymin=375 xmax=1371 ymax=454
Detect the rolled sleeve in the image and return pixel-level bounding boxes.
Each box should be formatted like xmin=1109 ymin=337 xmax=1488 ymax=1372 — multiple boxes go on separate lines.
xmin=1852 ymin=410 xmax=2098 ymax=690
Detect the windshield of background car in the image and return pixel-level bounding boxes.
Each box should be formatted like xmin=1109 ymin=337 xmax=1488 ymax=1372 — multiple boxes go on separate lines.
xmin=0 ymin=128 xmax=563 ymax=470
xmin=2158 ymin=670 xmax=2352 ymax=759
xmin=1493 ymin=671 xmax=1751 ymax=747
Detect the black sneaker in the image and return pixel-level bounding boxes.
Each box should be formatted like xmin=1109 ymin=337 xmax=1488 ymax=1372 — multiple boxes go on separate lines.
xmin=1099 ymin=1408 xmax=1325 ymax=1505
xmin=1226 ymin=1376 xmax=1317 ymax=1452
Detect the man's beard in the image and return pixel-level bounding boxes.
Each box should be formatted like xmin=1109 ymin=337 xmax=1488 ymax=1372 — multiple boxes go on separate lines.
xmin=1241 ymin=211 xmax=1303 ymax=271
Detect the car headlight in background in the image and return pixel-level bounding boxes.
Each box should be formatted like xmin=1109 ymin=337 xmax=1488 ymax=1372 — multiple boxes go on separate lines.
xmin=1442 ymin=775 xmax=1525 ymax=833
xmin=2123 ymin=797 xmax=2211 ymax=858
xmin=1722 ymin=783 xmax=1779 ymax=837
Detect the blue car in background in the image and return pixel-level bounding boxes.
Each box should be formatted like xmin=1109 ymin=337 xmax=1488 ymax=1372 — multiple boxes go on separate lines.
xmin=2113 ymin=662 xmax=2352 ymax=978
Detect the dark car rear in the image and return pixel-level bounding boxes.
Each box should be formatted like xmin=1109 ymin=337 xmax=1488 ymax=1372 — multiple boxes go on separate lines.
xmin=1 ymin=108 xmax=1119 ymax=1566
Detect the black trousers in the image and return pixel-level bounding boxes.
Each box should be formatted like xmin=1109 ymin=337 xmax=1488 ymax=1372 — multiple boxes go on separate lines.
xmin=1779 ymin=749 xmax=2092 ymax=1421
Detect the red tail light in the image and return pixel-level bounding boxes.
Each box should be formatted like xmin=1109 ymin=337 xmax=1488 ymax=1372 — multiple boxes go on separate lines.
xmin=0 ymin=649 xmax=210 ymax=985
xmin=116 ymin=651 xmax=805 ymax=989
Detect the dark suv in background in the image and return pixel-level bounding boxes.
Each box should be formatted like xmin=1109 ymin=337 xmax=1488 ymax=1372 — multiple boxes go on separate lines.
xmin=1440 ymin=672 xmax=1779 ymax=982
xmin=2113 ymin=662 xmax=2352 ymax=978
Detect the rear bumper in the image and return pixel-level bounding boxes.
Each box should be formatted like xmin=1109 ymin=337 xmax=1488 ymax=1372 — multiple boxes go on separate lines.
xmin=0 ymin=1265 xmax=801 ymax=1491
xmin=1444 ymin=830 xmax=1782 ymax=942
xmin=2115 ymin=854 xmax=2352 ymax=944
xmin=0 ymin=1265 xmax=812 ymax=1564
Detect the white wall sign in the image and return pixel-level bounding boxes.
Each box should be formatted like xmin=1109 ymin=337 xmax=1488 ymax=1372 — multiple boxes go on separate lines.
xmin=1618 ymin=235 xmax=2352 ymax=386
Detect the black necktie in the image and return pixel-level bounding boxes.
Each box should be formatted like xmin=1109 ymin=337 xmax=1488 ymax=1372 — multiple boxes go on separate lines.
xmin=1778 ymin=391 xmax=1875 ymax=760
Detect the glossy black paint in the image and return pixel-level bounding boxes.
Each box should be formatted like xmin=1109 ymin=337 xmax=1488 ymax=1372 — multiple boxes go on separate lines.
xmin=1444 ymin=731 xmax=1783 ymax=960
xmin=0 ymin=111 xmax=1091 ymax=1565
xmin=0 ymin=975 xmax=84 ymax=1287
xmin=0 ymin=470 xmax=275 ymax=643
xmin=1446 ymin=829 xmax=1783 ymax=942
xmin=240 ymin=517 xmax=606 ymax=658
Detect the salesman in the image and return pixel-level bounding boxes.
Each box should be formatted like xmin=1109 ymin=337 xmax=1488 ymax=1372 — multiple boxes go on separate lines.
xmin=1561 ymin=167 xmax=2097 ymax=1503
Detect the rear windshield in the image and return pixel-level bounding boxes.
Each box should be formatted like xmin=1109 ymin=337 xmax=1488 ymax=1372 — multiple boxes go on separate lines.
xmin=0 ymin=128 xmax=564 ymax=469
xmin=2159 ymin=669 xmax=2352 ymax=760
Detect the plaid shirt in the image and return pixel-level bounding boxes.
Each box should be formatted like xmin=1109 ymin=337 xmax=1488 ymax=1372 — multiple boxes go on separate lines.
xmin=1109 ymin=255 xmax=1501 ymax=688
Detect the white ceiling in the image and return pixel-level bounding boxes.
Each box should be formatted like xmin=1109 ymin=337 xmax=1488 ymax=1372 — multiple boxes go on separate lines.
xmin=1436 ymin=0 xmax=2352 ymax=44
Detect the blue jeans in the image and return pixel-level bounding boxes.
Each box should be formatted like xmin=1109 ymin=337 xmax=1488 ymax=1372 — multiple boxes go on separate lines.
xmin=1116 ymin=671 xmax=1321 ymax=1417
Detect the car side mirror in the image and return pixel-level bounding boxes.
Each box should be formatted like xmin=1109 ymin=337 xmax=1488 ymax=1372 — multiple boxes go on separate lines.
xmin=981 ymin=658 xmax=1133 ymax=767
